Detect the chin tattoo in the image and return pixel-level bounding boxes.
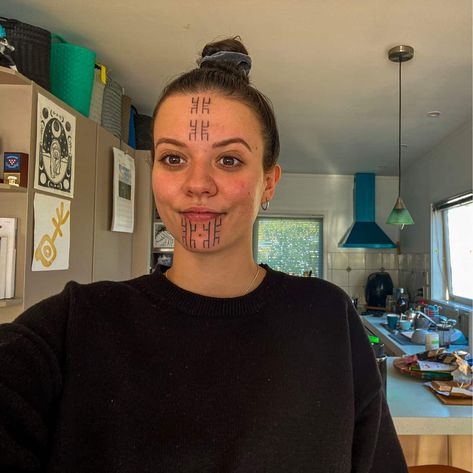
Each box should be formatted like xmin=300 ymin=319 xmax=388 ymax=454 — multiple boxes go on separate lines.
xmin=181 ymin=216 xmax=222 ymax=249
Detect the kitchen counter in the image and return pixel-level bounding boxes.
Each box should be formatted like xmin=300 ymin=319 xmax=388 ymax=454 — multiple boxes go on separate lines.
xmin=386 ymin=358 xmax=472 ymax=435
xmin=362 ymin=314 xmax=420 ymax=356
xmin=362 ymin=315 xmax=472 ymax=435
xmin=361 ymin=314 xmax=469 ymax=357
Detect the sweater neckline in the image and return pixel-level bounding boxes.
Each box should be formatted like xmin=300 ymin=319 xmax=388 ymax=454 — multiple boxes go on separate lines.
xmin=141 ymin=264 xmax=283 ymax=318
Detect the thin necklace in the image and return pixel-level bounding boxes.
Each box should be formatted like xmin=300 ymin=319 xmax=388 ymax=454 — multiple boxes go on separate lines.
xmin=245 ymin=265 xmax=260 ymax=294
xmin=165 ymin=265 xmax=261 ymax=295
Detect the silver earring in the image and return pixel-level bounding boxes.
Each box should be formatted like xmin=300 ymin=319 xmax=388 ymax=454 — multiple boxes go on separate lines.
xmin=261 ymin=201 xmax=269 ymax=211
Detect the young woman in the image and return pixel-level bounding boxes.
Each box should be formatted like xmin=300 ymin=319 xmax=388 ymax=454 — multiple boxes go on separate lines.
xmin=0 ymin=38 xmax=408 ymax=472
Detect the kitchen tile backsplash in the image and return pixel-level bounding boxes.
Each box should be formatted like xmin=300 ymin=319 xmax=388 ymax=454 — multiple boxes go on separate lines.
xmin=332 ymin=252 xmax=349 ymax=270
xmin=326 ymin=251 xmax=400 ymax=305
xmin=382 ymin=253 xmax=398 ymax=270
xmin=348 ymin=269 xmax=366 ymax=287
xmin=326 ymin=251 xmax=432 ymax=306
xmin=348 ymin=253 xmax=365 ymax=269
xmin=398 ymin=252 xmax=430 ymax=300
xmin=365 ymin=253 xmax=382 ymax=270
xmin=331 ymin=269 xmax=349 ymax=287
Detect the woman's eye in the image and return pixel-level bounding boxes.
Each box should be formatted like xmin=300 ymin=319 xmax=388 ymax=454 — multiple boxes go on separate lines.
xmin=218 ymin=156 xmax=242 ymax=167
xmin=160 ymin=154 xmax=184 ymax=166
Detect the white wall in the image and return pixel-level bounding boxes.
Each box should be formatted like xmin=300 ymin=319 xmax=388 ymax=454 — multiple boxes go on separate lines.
xmin=401 ymin=119 xmax=472 ymax=254
xmin=266 ymin=173 xmax=400 ymax=303
xmin=397 ymin=120 xmax=472 ymax=337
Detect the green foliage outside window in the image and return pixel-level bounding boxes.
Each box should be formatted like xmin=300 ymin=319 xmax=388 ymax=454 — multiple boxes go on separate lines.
xmin=254 ymin=217 xmax=323 ymax=277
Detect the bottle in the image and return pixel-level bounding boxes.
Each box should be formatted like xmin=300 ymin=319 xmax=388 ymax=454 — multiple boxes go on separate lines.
xmin=395 ymin=288 xmax=409 ymax=315
xmin=371 ymin=340 xmax=387 ymax=395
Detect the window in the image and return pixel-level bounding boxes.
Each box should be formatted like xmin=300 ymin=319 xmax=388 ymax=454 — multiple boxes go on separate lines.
xmin=431 ymin=192 xmax=473 ymax=305
xmin=253 ymin=216 xmax=323 ymax=277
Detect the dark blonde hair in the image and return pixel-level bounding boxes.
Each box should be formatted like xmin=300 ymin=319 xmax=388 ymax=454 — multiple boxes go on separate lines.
xmin=152 ymin=37 xmax=280 ymax=172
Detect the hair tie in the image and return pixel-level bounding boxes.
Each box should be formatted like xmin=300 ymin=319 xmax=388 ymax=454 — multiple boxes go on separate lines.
xmin=198 ymin=51 xmax=252 ymax=76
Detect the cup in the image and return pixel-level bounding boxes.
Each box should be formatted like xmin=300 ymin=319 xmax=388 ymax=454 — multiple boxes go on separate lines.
xmin=399 ymin=320 xmax=411 ymax=331
xmin=386 ymin=313 xmax=400 ymax=330
xmin=425 ymin=332 xmax=440 ymax=351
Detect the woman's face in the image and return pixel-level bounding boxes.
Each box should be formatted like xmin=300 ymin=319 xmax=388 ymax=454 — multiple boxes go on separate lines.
xmin=152 ymin=92 xmax=280 ymax=254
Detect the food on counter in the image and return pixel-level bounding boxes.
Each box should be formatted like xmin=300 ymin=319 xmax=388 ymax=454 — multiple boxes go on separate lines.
xmin=393 ymin=348 xmax=472 ymax=382
xmin=451 ymin=352 xmax=472 ymax=385
xmin=428 ymin=380 xmax=472 ymax=399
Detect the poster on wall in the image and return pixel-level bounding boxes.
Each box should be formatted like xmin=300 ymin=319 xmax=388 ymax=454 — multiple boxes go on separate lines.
xmin=32 ymin=193 xmax=71 ymax=271
xmin=34 ymin=94 xmax=76 ymax=198
xmin=153 ymin=222 xmax=174 ymax=249
xmin=111 ymin=147 xmax=135 ymax=233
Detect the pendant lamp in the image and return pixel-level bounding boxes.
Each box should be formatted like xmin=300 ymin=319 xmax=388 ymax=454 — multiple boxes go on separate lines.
xmin=386 ymin=45 xmax=414 ymax=229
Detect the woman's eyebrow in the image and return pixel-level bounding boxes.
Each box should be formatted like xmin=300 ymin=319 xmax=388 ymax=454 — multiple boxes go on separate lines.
xmin=212 ymin=138 xmax=252 ymax=152
xmin=155 ymin=138 xmax=188 ymax=149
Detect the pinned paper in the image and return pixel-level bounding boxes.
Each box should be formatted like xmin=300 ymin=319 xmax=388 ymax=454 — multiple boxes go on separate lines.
xmin=111 ymin=147 xmax=135 ymax=233
xmin=0 ymin=218 xmax=17 ymax=298
xmin=32 ymin=193 xmax=71 ymax=271
xmin=34 ymin=94 xmax=76 ymax=198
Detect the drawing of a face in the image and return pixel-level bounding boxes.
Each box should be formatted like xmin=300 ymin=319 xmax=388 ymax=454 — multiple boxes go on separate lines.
xmin=152 ymin=93 xmax=280 ymax=254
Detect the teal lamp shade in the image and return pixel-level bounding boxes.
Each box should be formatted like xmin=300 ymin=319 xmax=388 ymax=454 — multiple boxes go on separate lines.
xmin=386 ymin=197 xmax=414 ymax=225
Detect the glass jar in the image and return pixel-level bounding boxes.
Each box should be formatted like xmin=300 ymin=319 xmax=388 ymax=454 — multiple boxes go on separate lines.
xmin=436 ymin=322 xmax=453 ymax=348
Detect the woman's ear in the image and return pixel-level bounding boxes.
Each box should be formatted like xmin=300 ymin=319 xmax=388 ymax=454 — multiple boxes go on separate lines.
xmin=263 ymin=164 xmax=282 ymax=201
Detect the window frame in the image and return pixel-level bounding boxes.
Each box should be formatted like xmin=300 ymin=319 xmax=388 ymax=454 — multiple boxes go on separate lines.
xmin=253 ymin=214 xmax=324 ymax=278
xmin=431 ymin=191 xmax=472 ymax=306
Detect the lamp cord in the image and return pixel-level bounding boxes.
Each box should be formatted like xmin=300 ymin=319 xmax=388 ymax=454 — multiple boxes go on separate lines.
xmin=398 ymin=59 xmax=402 ymax=198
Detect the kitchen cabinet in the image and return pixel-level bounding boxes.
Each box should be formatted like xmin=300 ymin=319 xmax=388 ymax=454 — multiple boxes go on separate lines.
xmin=0 ymin=66 xmax=152 ymax=322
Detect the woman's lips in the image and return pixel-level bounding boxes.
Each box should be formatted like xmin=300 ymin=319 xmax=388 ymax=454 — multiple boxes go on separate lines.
xmin=181 ymin=209 xmax=224 ymax=222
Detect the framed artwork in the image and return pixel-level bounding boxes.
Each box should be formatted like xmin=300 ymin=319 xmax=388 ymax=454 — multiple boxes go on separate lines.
xmin=153 ymin=222 xmax=174 ymax=249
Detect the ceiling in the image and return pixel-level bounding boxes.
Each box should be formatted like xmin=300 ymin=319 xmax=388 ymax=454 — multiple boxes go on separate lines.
xmin=2 ymin=0 xmax=471 ymax=175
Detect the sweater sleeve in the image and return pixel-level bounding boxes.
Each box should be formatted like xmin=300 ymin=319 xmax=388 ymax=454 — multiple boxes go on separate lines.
xmin=347 ymin=302 xmax=408 ymax=473
xmin=0 ymin=284 xmax=70 ymax=471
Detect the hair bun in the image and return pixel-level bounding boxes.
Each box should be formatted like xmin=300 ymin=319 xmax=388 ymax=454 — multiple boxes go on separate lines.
xmin=198 ymin=37 xmax=252 ymax=77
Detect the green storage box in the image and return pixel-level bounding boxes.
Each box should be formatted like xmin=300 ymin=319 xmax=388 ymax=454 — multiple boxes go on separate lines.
xmin=50 ymin=34 xmax=96 ymax=116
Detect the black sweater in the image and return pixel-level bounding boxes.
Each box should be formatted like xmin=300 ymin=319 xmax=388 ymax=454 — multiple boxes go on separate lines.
xmin=0 ymin=266 xmax=408 ymax=472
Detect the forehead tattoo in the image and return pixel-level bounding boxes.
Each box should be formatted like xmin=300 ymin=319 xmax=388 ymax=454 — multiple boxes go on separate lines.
xmin=189 ymin=96 xmax=211 ymax=141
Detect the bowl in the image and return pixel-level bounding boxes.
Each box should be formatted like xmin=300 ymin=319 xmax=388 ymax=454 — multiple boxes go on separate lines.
xmin=411 ymin=329 xmax=429 ymax=344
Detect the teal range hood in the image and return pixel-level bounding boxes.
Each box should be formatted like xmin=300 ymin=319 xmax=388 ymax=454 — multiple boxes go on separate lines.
xmin=339 ymin=173 xmax=396 ymax=249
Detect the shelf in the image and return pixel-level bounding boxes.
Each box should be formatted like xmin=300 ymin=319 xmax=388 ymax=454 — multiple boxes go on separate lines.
xmin=0 ymin=183 xmax=27 ymax=193
xmin=0 ymin=298 xmax=23 ymax=308
xmin=0 ymin=66 xmax=32 ymax=86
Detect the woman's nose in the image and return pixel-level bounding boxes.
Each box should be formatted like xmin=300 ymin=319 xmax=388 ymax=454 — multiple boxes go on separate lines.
xmin=183 ymin=162 xmax=217 ymax=197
